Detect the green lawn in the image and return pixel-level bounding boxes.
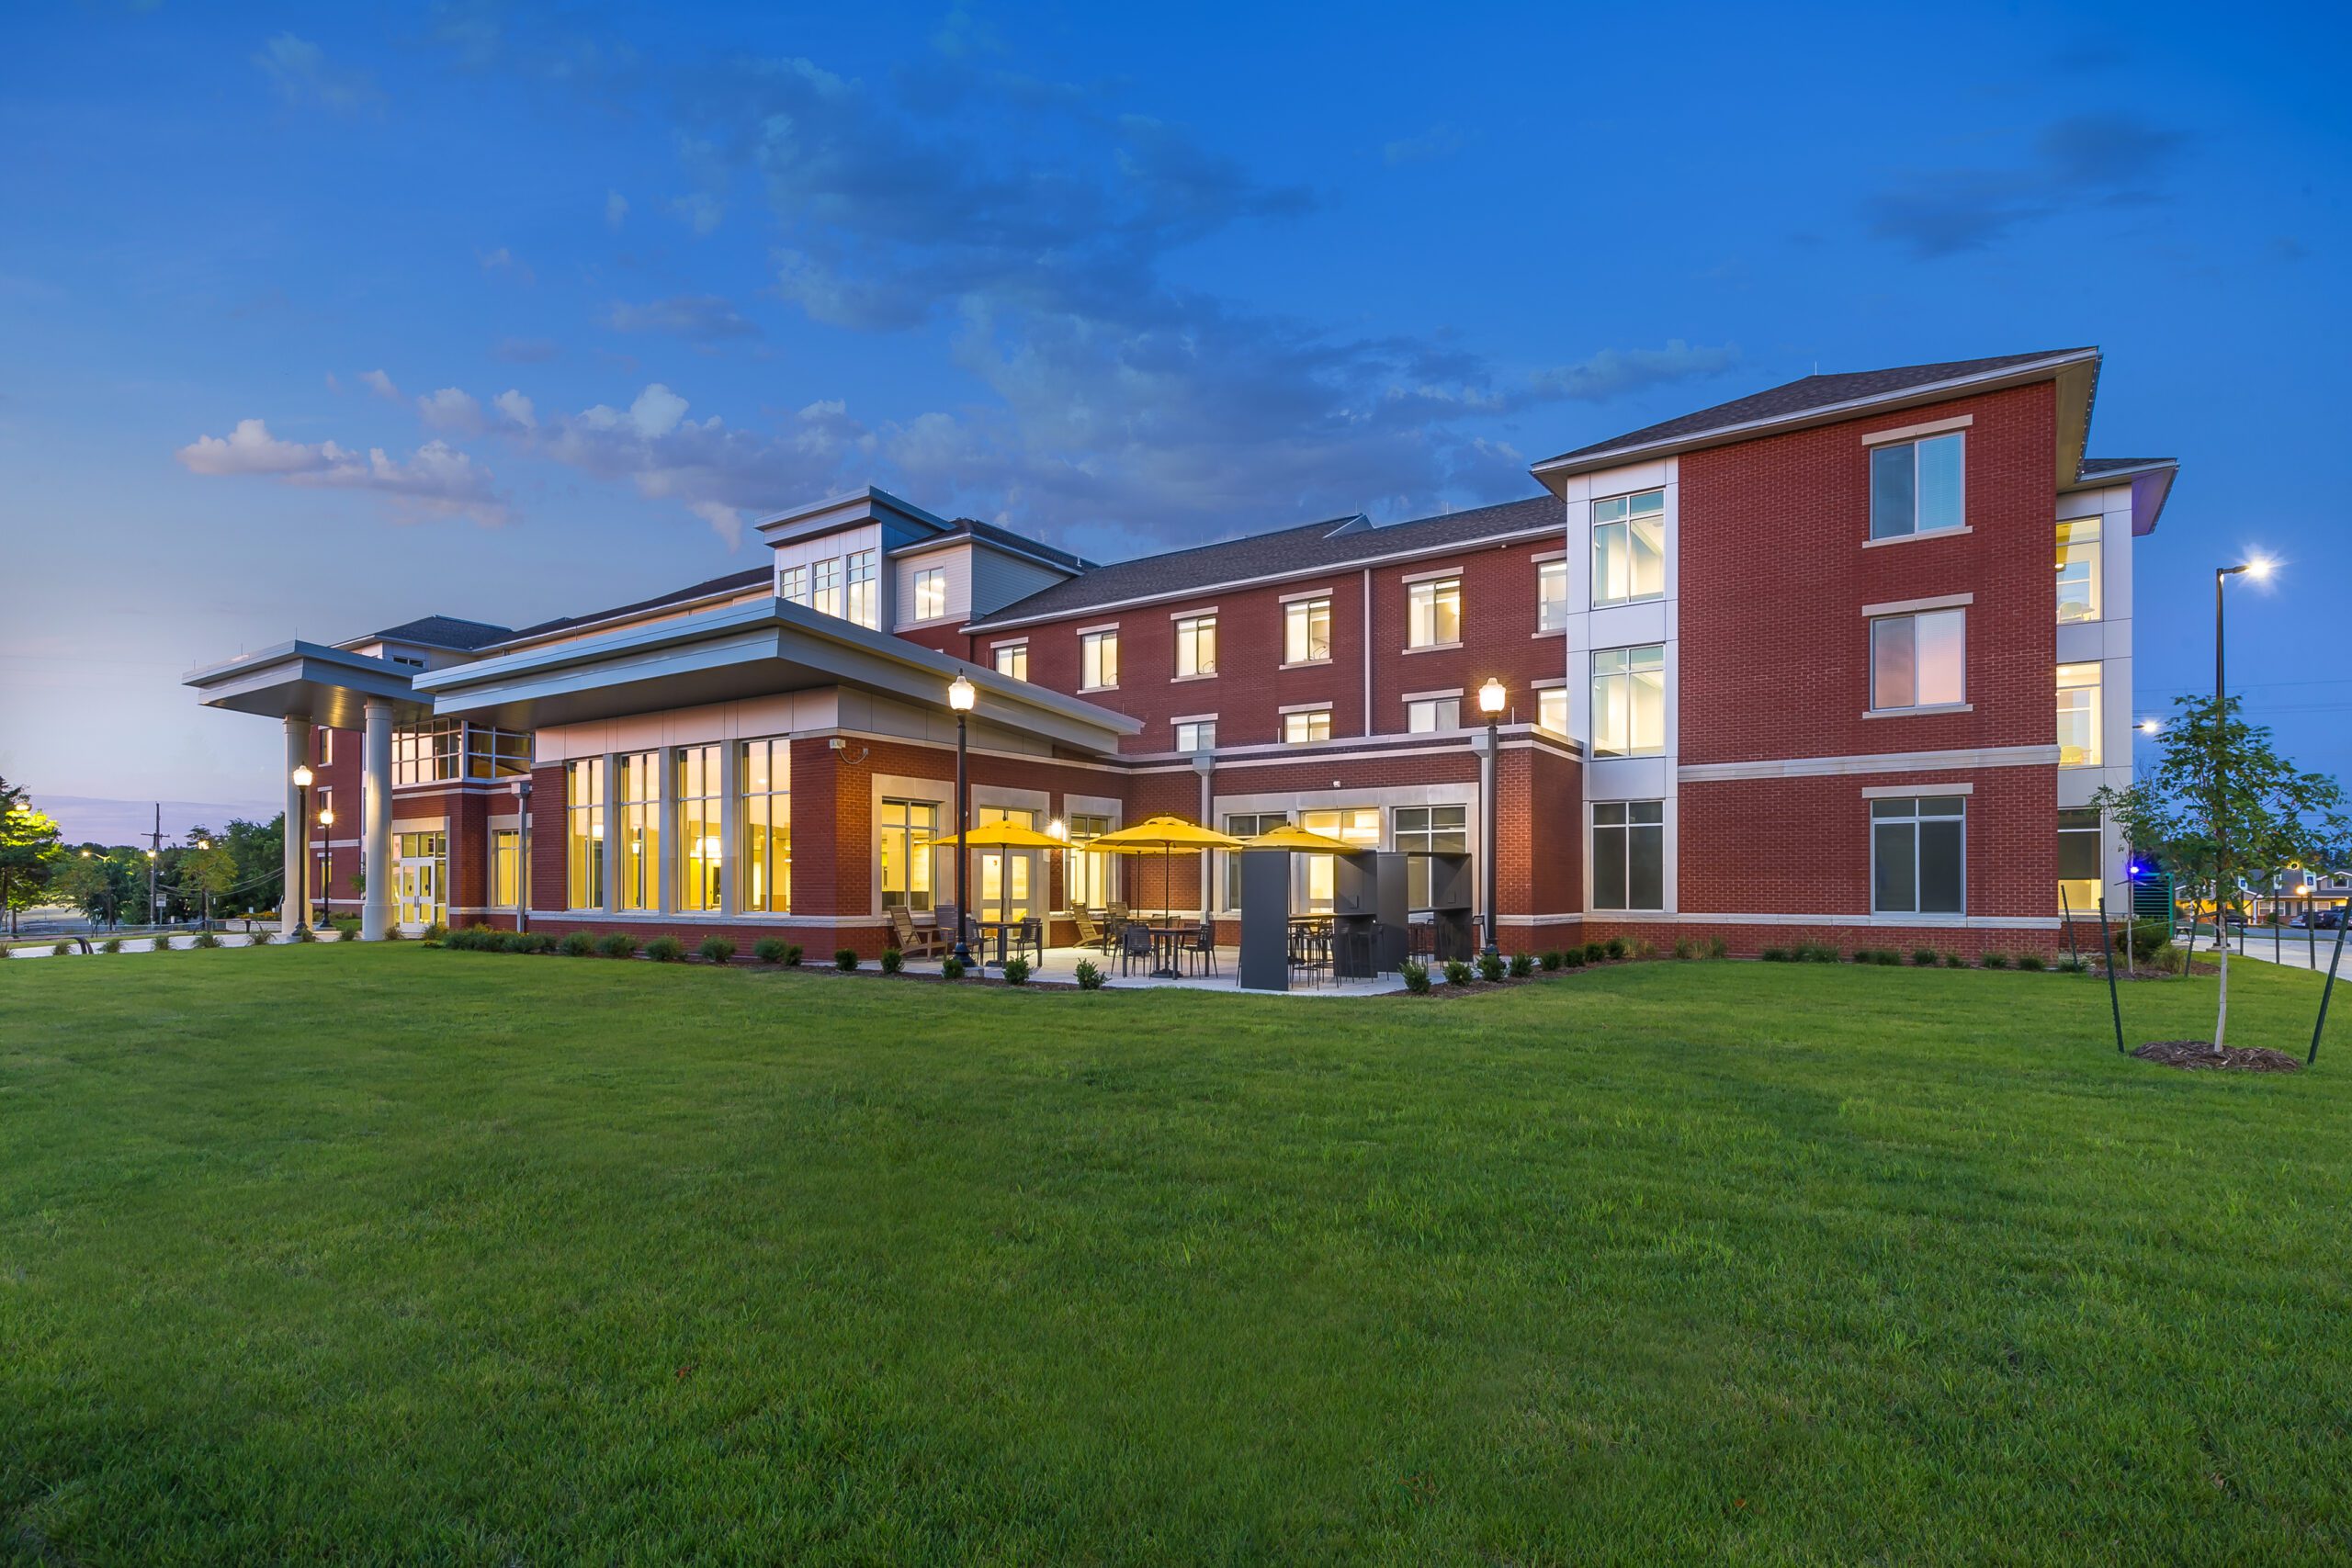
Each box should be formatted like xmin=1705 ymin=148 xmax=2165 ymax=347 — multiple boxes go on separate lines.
xmin=4 ymin=949 xmax=2348 ymax=1564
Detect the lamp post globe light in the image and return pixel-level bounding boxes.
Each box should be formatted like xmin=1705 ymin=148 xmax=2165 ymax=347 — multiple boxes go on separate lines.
xmin=291 ymin=763 xmax=314 ymax=934
xmin=948 ymin=674 xmax=977 ymax=964
xmin=1477 ymin=678 xmax=1506 ymax=959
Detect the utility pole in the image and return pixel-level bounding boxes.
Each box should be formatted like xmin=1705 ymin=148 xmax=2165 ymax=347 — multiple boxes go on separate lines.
xmin=145 ymin=802 xmax=164 ymax=930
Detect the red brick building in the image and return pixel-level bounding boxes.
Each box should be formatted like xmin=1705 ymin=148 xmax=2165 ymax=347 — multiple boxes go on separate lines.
xmin=188 ymin=347 xmax=2169 ymax=958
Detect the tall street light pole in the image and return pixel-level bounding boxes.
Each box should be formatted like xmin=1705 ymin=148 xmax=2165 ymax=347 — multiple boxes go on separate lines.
xmin=1477 ymin=677 xmax=1506 ymax=959
xmin=949 ymin=674 xmax=976 ymax=965
xmin=318 ymin=806 xmax=335 ymax=926
xmin=291 ymin=763 xmax=314 ymax=935
xmin=2211 ymin=557 xmax=2271 ymax=1050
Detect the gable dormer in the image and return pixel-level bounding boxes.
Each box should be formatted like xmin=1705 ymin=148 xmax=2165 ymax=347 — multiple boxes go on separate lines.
xmin=755 ymin=486 xmax=952 ymax=631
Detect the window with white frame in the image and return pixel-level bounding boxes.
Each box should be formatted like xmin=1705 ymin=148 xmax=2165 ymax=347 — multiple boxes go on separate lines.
xmin=740 ymin=738 xmax=790 ymax=913
xmin=1067 ymin=813 xmax=1114 ymax=908
xmin=1395 ymin=804 xmax=1468 ymax=910
xmin=912 ymin=567 xmax=948 ymax=623
xmin=1300 ymin=807 xmax=1381 ymax=910
xmin=877 ymin=797 xmax=938 ymax=911
xmin=464 ymin=726 xmax=531 ymax=780
xmin=1282 ymin=707 xmax=1331 ymax=744
xmin=1871 ymin=795 xmax=1964 ymax=914
xmin=1173 ymin=718 xmax=1216 ymax=753
xmin=1080 ymin=629 xmax=1119 ymax=690
xmin=844 ymin=550 xmax=878 ymax=628
xmin=1223 ymin=812 xmax=1287 ymax=908
xmin=1285 ymin=596 xmax=1331 ymax=663
xmin=779 ymin=564 xmax=810 ymax=605
xmin=1592 ymin=801 xmax=1665 ymax=910
xmin=1406 ymin=695 xmax=1460 ymax=733
xmin=1590 ymin=645 xmax=1666 ymax=757
xmin=2058 ymin=807 xmax=2101 ymax=917
xmin=1870 ymin=609 xmax=1966 ymax=711
xmin=1537 ymin=687 xmax=1568 ymax=735
xmin=1870 ymin=432 xmax=1965 ymax=540
xmin=392 ymin=720 xmax=461 ymax=785
xmin=1407 ymin=576 xmax=1462 ymax=648
xmin=616 ymin=750 xmax=660 ymax=912
xmin=2055 ymin=518 xmax=2101 ymax=624
xmin=674 ymin=743 xmax=723 ymax=912
xmin=1537 ymin=559 xmax=1569 ymax=632
xmin=811 ymin=557 xmax=842 ymax=618
xmin=565 ymin=758 xmax=605 ymax=910
xmin=1174 ymin=614 xmax=1218 ymax=677
xmin=1591 ymin=490 xmax=1665 ymax=606
xmin=319 ymin=729 xmax=334 ymax=766
xmin=2057 ymin=662 xmax=2102 ymax=767
xmin=994 ymin=643 xmax=1028 ymax=681
xmin=491 ymin=828 xmax=521 ymax=908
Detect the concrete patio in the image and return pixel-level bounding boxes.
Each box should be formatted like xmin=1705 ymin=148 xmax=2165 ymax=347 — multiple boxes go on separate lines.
xmin=899 ymin=942 xmax=1408 ymax=995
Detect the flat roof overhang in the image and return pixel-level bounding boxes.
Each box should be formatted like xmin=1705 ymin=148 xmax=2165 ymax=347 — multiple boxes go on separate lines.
xmin=412 ymin=597 xmax=1144 ymax=754
xmin=183 ymin=641 xmax=434 ymax=728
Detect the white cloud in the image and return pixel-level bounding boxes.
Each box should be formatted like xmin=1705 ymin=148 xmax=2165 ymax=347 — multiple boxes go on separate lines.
xmin=492 ymin=389 xmax=537 ymax=429
xmin=606 ymin=294 xmax=761 ymax=341
xmin=175 ymin=418 xmax=507 ymax=525
xmin=416 ymin=387 xmax=484 ymax=434
xmin=480 ymin=247 xmax=535 ymax=285
xmin=625 ymin=383 xmax=688 ymax=438
xmin=253 ymin=33 xmax=384 ymax=116
xmin=358 ymin=368 xmax=401 ymax=401
xmin=605 ymin=190 xmax=630 ymax=229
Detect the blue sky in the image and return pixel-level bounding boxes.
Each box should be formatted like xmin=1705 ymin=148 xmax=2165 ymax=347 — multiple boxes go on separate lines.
xmin=4 ymin=1 xmax=2346 ymax=840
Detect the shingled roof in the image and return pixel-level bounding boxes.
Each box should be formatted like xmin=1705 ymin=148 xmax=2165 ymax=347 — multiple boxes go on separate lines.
xmin=966 ymin=494 xmax=1559 ymax=631
xmin=913 ymin=516 xmax=1097 ymax=573
xmin=496 ymin=567 xmax=775 ymax=646
xmin=367 ymin=615 xmax=514 ymax=651
xmin=1537 ymin=348 xmax=2099 ymax=472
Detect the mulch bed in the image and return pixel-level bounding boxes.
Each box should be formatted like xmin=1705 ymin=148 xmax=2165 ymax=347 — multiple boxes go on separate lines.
xmin=2131 ymin=1040 xmax=2303 ymax=1073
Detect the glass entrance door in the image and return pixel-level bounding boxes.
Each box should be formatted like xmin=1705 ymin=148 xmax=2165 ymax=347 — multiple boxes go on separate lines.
xmin=978 ymin=807 xmax=1036 ymax=920
xmin=395 ymin=831 xmax=447 ymax=929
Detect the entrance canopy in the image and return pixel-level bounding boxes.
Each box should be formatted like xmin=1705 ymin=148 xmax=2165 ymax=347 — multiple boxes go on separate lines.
xmin=183 ymin=640 xmax=432 ymax=728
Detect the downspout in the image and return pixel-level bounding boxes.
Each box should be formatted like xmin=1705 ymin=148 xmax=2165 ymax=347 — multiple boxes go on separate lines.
xmin=1361 ymin=566 xmax=1374 ymax=737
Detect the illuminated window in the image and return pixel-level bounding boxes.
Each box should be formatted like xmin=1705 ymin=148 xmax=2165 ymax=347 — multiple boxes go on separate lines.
xmin=844 ymin=550 xmax=878 ymax=628
xmin=1406 ymin=696 xmax=1460 ymax=732
xmin=1870 ymin=432 xmax=1965 ymax=539
xmin=912 ymin=567 xmax=948 ymax=622
xmin=565 ymin=758 xmax=605 ymax=910
xmin=2058 ymin=808 xmax=2102 ymax=916
xmin=1590 ymin=645 xmax=1666 ymax=757
xmin=1299 ymin=807 xmax=1380 ymax=910
xmin=877 ymin=797 xmax=938 ymax=911
xmin=463 ymin=725 xmax=531 ymax=780
xmin=392 ymin=719 xmax=461 ymax=785
xmin=975 ymin=806 xmax=1037 ymax=920
xmin=1173 ymin=614 xmax=1218 ymax=677
xmin=993 ymin=642 xmax=1028 ymax=681
xmin=2056 ymin=518 xmax=2102 ymax=623
xmin=1282 ymin=707 xmax=1331 ymax=744
xmin=616 ymin=751 xmax=660 ymax=912
xmin=1537 ymin=687 xmax=1567 ymax=735
xmin=1871 ymin=795 xmax=1965 ymax=915
xmin=1067 ymin=813 xmax=1114 ymax=908
xmin=739 ymin=739 xmax=791 ymax=913
xmin=1174 ymin=718 xmax=1216 ymax=753
xmin=1870 ymin=610 xmax=1966 ymax=710
xmin=674 ymin=744 xmax=723 ymax=911
xmin=1395 ymin=805 xmax=1469 ymax=910
xmin=811 ymin=558 xmax=842 ymax=618
xmin=1080 ymin=629 xmax=1119 ymax=690
xmin=490 ymin=829 xmax=520 ymax=908
xmin=2057 ymin=662 xmax=2102 ymax=767
xmin=1591 ymin=490 xmax=1665 ymax=606
xmin=1537 ymin=559 xmax=1569 ymax=631
xmin=1284 ymin=597 xmax=1331 ymax=663
xmin=1407 ymin=576 xmax=1461 ymax=648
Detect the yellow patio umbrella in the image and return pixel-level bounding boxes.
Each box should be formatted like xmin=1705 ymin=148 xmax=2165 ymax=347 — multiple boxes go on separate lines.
xmin=1083 ymin=815 xmax=1242 ymax=919
xmin=1238 ymin=822 xmax=1356 ymax=854
xmin=931 ymin=819 xmax=1066 ymax=928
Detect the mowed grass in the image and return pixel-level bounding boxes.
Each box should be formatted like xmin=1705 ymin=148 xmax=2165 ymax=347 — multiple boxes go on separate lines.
xmin=4 ymin=948 xmax=2349 ymax=1564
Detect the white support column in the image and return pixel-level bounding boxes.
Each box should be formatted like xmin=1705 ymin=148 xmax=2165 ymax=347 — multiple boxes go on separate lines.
xmin=282 ymin=716 xmax=311 ymax=934
xmin=1195 ymin=754 xmax=1215 ymax=925
xmin=362 ymin=701 xmax=394 ymax=941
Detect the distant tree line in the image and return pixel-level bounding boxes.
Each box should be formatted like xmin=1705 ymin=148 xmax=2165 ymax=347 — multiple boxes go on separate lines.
xmin=1 ymin=773 xmax=286 ymax=931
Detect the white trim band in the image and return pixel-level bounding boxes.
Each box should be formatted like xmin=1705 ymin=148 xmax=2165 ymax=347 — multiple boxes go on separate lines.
xmin=1680 ymin=744 xmax=2059 ymax=782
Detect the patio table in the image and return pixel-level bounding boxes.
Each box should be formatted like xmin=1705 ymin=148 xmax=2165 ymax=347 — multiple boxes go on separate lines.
xmin=1148 ymin=923 xmax=1199 ymax=979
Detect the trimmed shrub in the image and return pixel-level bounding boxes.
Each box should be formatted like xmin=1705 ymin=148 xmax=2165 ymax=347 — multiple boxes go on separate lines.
xmin=1443 ymin=958 xmax=1474 ymax=987
xmin=1941 ymin=951 xmax=1965 ymax=968
xmin=559 ymin=931 xmax=597 ymax=957
xmin=1400 ymin=960 xmax=1431 ymax=994
xmin=783 ymin=943 xmax=804 ymax=967
xmin=596 ymin=932 xmax=638 ymax=960
xmin=698 ymin=936 xmax=736 ymax=964
xmin=422 ymin=921 xmax=447 ymax=943
xmin=645 ymin=935 xmax=687 ymax=963
xmin=1760 ymin=946 xmax=1792 ymax=963
xmin=1707 ymin=936 xmax=1729 ymax=960
xmin=1539 ymin=949 xmax=1564 ymax=972
xmin=1560 ymin=947 xmax=1587 ymax=968
xmin=1476 ymin=952 xmax=1506 ymax=983
xmin=1795 ymin=942 xmax=1838 ymax=964
xmin=1002 ymin=955 xmax=1032 ymax=986
xmin=291 ymin=925 xmax=318 ymax=942
xmin=879 ymin=947 xmax=904 ymax=975
xmin=1582 ymin=942 xmax=1607 ymax=964
xmin=1508 ymin=952 xmax=1533 ymax=978
xmin=2115 ymin=918 xmax=2173 ymax=965
xmin=1604 ymin=936 xmax=1629 ymax=961
xmin=1672 ymin=939 xmax=1694 ymax=960
xmin=2056 ymin=955 xmax=2089 ymax=973
xmin=941 ymin=955 xmax=967 ymax=980
xmin=1074 ymin=958 xmax=1105 ymax=989
xmin=2017 ymin=952 xmax=2048 ymax=972
xmin=192 ymin=931 xmax=221 ymax=948
xmin=1980 ymin=951 xmax=2010 ymax=969
xmin=52 ymin=942 xmax=73 ymax=956
xmin=381 ymin=925 xmax=405 ymax=941
xmin=834 ymin=948 xmax=859 ymax=972
xmin=752 ymin=938 xmax=788 ymax=964
xmin=1912 ymin=947 xmax=1939 ymax=966
xmin=100 ymin=937 xmax=122 ymax=954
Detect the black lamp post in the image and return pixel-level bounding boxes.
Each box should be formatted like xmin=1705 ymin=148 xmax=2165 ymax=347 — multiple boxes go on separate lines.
xmin=949 ymin=673 xmax=976 ymax=964
xmin=1477 ymin=677 xmax=1506 ymax=959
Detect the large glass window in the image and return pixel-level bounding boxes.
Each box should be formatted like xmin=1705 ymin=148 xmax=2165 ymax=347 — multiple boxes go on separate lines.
xmin=1870 ymin=609 xmax=1966 ymax=710
xmin=2057 ymin=662 xmax=2102 ymax=767
xmin=845 ymin=549 xmax=878 ymax=628
xmin=1282 ymin=708 xmax=1332 ymax=744
xmin=2058 ymin=807 xmax=2102 ymax=916
xmin=2056 ymin=518 xmax=2102 ymax=624
xmin=779 ymin=564 xmax=809 ymax=604
xmin=878 ymin=797 xmax=938 ymax=911
xmin=1223 ymin=812 xmax=1288 ymax=908
xmin=1080 ymin=629 xmax=1119 ymax=690
xmin=976 ymin=806 xmax=1037 ymax=919
xmin=1299 ymin=807 xmax=1380 ymax=911
xmin=464 ymin=726 xmax=531 ymax=780
xmin=1870 ymin=432 xmax=1965 ymax=540
xmin=1406 ymin=696 xmax=1460 ymax=733
xmin=616 ymin=750 xmax=660 ymax=912
xmin=565 ymin=758 xmax=605 ymax=910
xmin=1591 ymin=645 xmax=1666 ymax=757
xmin=1537 ymin=559 xmax=1569 ymax=631
xmin=1067 ymin=813 xmax=1114 ymax=909
xmin=811 ymin=557 xmax=842 ymax=618
xmin=1285 ymin=597 xmax=1331 ymax=663
xmin=740 ymin=739 xmax=791 ymax=913
xmin=912 ymin=567 xmax=948 ymax=622
xmin=1591 ymin=490 xmax=1665 ymax=606
xmin=1537 ymin=687 xmax=1568 ymax=735
xmin=994 ymin=643 xmax=1028 ymax=681
xmin=1174 ymin=614 xmax=1218 ymax=677
xmin=491 ymin=828 xmax=520 ymax=908
xmin=1871 ymin=795 xmax=1965 ymax=915
xmin=675 ymin=744 xmax=723 ymax=911
xmin=1174 ymin=718 xmax=1216 ymax=753
xmin=393 ymin=719 xmax=461 ymax=785
xmin=1592 ymin=801 xmax=1665 ymax=910
xmin=1396 ymin=804 xmax=1469 ymax=910
xmin=1408 ymin=576 xmax=1462 ymax=648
